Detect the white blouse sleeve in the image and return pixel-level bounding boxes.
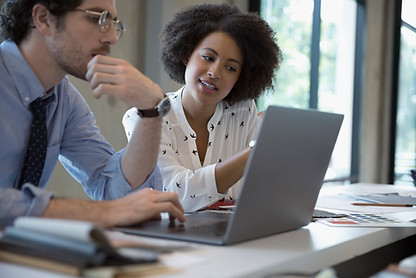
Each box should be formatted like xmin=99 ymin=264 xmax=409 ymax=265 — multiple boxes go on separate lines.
xmin=158 ymin=132 xmax=225 ymax=212
xmin=121 ymin=107 xmax=139 ymax=141
xmin=246 ymin=101 xmax=259 ymax=144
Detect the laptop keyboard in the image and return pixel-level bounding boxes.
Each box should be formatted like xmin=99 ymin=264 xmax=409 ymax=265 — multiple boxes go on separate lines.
xmin=312 ymin=209 xmax=347 ymax=218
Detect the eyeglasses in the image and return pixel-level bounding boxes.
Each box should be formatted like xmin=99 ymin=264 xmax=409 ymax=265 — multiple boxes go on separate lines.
xmin=75 ymin=9 xmax=125 ymax=40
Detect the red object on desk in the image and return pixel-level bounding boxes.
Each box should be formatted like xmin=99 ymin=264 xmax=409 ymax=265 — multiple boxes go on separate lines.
xmin=204 ymin=200 xmax=235 ymax=210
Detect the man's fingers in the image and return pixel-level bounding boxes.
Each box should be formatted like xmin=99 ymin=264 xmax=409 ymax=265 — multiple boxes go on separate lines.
xmin=155 ymin=204 xmax=186 ymax=223
xmin=86 ymin=55 xmax=126 ymax=82
xmin=150 ymin=193 xmax=186 ymax=223
xmin=88 ymin=55 xmax=122 ymax=68
xmin=89 ymin=83 xmax=124 ymax=99
xmin=89 ymin=72 xmax=121 ymax=89
xmin=153 ymin=191 xmax=184 ymax=213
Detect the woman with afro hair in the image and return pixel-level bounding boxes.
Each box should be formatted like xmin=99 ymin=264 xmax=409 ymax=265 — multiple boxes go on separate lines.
xmin=123 ymin=3 xmax=283 ymax=212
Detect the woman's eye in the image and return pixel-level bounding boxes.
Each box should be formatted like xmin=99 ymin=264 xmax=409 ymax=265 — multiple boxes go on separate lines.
xmin=226 ymin=65 xmax=237 ymax=72
xmin=202 ymin=55 xmax=214 ymax=62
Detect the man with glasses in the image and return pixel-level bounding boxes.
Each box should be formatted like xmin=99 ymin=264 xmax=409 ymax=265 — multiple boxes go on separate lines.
xmin=0 ymin=0 xmax=186 ymax=227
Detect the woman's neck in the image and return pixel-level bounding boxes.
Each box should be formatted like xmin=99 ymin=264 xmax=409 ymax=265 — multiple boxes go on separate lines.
xmin=181 ymin=88 xmax=217 ymax=123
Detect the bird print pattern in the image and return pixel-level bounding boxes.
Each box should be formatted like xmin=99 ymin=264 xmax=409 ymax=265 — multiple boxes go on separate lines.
xmin=157 ymin=90 xmax=259 ymax=212
xmin=122 ymin=89 xmax=259 ymax=212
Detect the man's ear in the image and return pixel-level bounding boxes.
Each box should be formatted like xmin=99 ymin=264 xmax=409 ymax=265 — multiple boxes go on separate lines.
xmin=32 ymin=4 xmax=52 ymax=35
xmin=183 ymin=59 xmax=188 ymax=66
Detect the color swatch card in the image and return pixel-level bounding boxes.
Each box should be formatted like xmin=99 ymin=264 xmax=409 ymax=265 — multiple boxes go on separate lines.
xmin=317 ymin=213 xmax=416 ymax=227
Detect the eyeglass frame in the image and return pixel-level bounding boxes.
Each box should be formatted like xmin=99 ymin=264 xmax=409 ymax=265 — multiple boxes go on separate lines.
xmin=74 ymin=9 xmax=125 ymax=39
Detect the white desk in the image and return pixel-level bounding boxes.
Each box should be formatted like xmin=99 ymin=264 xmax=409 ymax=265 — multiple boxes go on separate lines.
xmin=1 ymin=183 xmax=416 ymax=278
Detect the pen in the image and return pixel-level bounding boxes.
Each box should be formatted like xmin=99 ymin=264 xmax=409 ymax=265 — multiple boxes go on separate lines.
xmin=351 ymin=202 xmax=414 ymax=207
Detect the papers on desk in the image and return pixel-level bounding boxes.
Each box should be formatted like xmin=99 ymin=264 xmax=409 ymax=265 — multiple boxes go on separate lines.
xmin=0 ymin=217 xmax=180 ymax=277
xmin=317 ymin=213 xmax=416 ymax=227
xmin=316 ymin=185 xmax=416 ymax=214
xmin=349 ymin=193 xmax=416 ymax=206
xmin=315 ymin=184 xmax=416 ymax=228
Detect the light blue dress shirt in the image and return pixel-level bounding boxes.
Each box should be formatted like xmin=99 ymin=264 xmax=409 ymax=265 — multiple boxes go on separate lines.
xmin=0 ymin=40 xmax=162 ymax=227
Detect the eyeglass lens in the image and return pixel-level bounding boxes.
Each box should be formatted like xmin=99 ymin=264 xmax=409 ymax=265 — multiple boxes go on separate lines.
xmin=99 ymin=10 xmax=125 ymax=39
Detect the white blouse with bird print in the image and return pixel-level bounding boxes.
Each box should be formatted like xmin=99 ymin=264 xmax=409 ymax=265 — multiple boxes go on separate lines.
xmin=122 ymin=87 xmax=259 ymax=212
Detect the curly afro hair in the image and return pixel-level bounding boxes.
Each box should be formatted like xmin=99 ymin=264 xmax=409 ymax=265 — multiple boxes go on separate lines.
xmin=160 ymin=3 xmax=283 ymax=104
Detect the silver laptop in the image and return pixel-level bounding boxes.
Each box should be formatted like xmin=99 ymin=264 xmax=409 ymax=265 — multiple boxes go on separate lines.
xmin=115 ymin=105 xmax=344 ymax=245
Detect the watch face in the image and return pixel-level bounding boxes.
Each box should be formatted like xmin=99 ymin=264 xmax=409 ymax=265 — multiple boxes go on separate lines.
xmin=158 ymin=97 xmax=171 ymax=117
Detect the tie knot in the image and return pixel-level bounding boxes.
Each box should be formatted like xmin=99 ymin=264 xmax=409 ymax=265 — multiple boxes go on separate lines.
xmin=30 ymin=95 xmax=55 ymax=114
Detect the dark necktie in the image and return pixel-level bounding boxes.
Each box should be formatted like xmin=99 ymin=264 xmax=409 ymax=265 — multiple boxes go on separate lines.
xmin=18 ymin=95 xmax=55 ymax=189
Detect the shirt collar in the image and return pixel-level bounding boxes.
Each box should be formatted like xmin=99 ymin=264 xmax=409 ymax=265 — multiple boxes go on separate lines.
xmin=1 ymin=40 xmax=46 ymax=105
xmin=174 ymin=86 xmax=225 ymax=128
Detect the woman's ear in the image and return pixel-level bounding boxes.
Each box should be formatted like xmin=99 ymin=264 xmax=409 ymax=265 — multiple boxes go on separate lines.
xmin=32 ymin=4 xmax=52 ymax=35
xmin=183 ymin=59 xmax=188 ymax=66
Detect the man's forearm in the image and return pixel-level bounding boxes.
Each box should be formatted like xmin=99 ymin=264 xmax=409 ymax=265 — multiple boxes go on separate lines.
xmin=42 ymin=198 xmax=114 ymax=227
xmin=121 ymin=117 xmax=162 ymax=189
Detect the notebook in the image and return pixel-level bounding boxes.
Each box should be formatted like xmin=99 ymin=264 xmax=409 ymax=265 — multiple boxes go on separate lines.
xmin=115 ymin=105 xmax=344 ymax=245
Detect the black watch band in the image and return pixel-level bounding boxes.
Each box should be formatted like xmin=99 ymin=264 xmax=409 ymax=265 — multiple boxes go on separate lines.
xmin=137 ymin=107 xmax=159 ymax=117
xmin=137 ymin=94 xmax=171 ymax=118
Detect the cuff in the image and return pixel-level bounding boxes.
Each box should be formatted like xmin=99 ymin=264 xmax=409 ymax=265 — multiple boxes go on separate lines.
xmin=22 ymin=183 xmax=55 ymax=216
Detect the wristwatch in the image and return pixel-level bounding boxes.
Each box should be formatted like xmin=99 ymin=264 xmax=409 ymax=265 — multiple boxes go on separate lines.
xmin=137 ymin=95 xmax=171 ymax=118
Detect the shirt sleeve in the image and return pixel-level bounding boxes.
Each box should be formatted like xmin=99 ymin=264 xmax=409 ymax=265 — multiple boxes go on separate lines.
xmin=121 ymin=107 xmax=137 ymax=141
xmin=0 ymin=184 xmax=54 ymax=227
xmin=246 ymin=101 xmax=260 ymax=144
xmin=59 ymin=85 xmax=161 ymax=201
xmin=158 ymin=135 xmax=225 ymax=213
xmin=99 ymin=151 xmax=163 ymax=198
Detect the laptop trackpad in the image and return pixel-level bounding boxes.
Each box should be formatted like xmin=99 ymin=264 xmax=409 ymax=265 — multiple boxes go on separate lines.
xmin=151 ymin=211 xmax=229 ymax=235
xmin=115 ymin=211 xmax=230 ymax=243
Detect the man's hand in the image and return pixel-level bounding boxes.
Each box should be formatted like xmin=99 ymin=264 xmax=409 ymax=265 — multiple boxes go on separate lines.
xmin=85 ymin=55 xmax=165 ymax=188
xmin=85 ymin=55 xmax=164 ymax=109
xmin=43 ymin=189 xmax=186 ymax=228
xmin=107 ymin=188 xmax=186 ymax=227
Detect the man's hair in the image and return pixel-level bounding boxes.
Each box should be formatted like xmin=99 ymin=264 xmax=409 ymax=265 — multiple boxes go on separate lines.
xmin=160 ymin=3 xmax=283 ymax=104
xmin=0 ymin=0 xmax=82 ymax=44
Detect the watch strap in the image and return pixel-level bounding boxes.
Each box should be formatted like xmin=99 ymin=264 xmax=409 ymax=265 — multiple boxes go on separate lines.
xmin=137 ymin=107 xmax=159 ymax=117
xmin=137 ymin=94 xmax=170 ymax=118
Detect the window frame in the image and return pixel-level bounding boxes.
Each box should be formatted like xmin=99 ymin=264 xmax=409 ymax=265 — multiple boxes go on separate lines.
xmin=249 ymin=0 xmax=366 ymax=184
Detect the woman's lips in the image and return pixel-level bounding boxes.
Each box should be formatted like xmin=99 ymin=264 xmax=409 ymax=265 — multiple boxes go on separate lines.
xmin=200 ymin=80 xmax=217 ymax=91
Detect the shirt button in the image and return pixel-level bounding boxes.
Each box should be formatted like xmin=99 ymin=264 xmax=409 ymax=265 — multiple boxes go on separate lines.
xmin=24 ymin=96 xmax=30 ymax=102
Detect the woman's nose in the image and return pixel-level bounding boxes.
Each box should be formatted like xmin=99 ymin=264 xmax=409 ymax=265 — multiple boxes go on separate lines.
xmin=208 ymin=64 xmax=221 ymax=79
